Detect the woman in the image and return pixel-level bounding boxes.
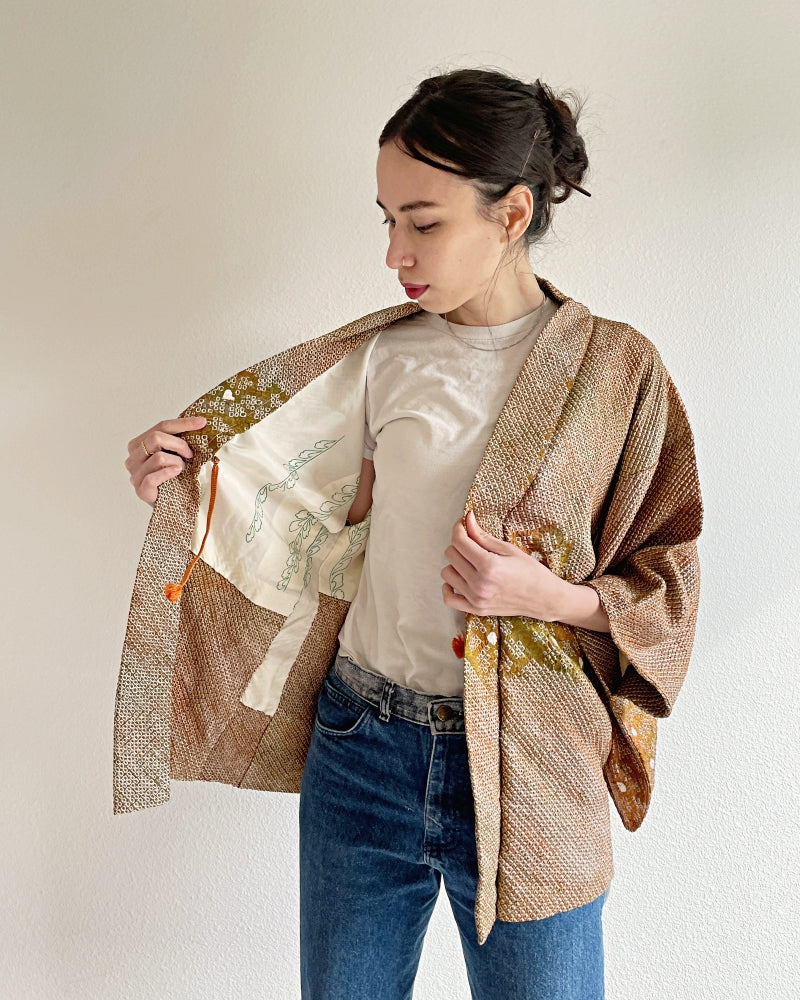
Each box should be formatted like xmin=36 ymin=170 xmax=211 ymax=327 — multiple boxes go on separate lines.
xmin=119 ymin=69 xmax=702 ymax=1000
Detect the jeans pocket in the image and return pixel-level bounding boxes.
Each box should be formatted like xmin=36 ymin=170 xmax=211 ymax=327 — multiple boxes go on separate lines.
xmin=314 ymin=673 xmax=372 ymax=736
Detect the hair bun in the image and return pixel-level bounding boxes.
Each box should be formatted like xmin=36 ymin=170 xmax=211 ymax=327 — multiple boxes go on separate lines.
xmin=534 ymin=80 xmax=590 ymax=202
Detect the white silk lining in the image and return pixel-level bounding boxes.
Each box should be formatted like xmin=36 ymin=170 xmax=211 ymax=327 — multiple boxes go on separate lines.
xmin=188 ymin=341 xmax=376 ymax=714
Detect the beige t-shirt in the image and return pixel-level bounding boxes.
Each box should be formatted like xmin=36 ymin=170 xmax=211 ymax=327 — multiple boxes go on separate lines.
xmin=337 ymin=294 xmax=557 ymax=696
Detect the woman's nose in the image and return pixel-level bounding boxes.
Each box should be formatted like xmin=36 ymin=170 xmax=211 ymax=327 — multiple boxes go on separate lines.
xmin=385 ymin=234 xmax=414 ymax=271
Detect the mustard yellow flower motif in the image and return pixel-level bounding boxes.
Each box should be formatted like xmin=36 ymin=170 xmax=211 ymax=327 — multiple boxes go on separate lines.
xmin=508 ymin=523 xmax=573 ymax=579
xmin=464 ymin=615 xmax=500 ymax=680
xmin=188 ymin=369 xmax=292 ymax=451
xmin=500 ymin=617 xmax=585 ymax=683
xmin=464 ymin=525 xmax=585 ymax=684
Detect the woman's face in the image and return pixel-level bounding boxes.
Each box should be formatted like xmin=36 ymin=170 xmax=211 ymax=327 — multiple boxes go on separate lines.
xmin=376 ymin=140 xmax=519 ymax=325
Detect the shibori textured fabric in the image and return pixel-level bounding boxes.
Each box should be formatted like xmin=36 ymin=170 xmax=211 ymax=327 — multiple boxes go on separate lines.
xmin=113 ymin=277 xmax=703 ymax=944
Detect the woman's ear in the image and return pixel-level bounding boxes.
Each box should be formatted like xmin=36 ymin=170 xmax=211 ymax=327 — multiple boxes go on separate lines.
xmin=501 ymin=184 xmax=534 ymax=242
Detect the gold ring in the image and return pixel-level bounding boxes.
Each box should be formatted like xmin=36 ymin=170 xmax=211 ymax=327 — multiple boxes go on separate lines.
xmin=141 ymin=440 xmax=151 ymax=458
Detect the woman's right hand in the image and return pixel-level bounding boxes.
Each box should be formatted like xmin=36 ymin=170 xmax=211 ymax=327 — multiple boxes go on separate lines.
xmin=125 ymin=416 xmax=208 ymax=506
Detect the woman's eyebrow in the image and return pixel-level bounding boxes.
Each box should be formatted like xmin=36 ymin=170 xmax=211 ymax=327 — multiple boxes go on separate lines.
xmin=376 ymin=198 xmax=442 ymax=213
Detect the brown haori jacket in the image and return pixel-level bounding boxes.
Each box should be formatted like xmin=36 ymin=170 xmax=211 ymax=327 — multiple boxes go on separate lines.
xmin=113 ymin=277 xmax=703 ymax=944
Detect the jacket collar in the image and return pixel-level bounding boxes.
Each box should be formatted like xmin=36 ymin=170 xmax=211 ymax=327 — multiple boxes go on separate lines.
xmin=462 ymin=277 xmax=593 ymax=534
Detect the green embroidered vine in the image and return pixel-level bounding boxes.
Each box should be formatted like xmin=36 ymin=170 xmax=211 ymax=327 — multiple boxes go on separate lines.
xmin=276 ymin=484 xmax=359 ymax=593
xmin=329 ymin=513 xmax=371 ymax=599
xmin=303 ymin=525 xmax=331 ymax=590
xmin=246 ymin=438 xmax=343 ymax=542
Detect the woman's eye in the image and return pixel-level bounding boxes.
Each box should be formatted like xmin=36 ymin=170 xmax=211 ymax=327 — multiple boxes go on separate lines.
xmin=380 ymin=218 xmax=437 ymax=234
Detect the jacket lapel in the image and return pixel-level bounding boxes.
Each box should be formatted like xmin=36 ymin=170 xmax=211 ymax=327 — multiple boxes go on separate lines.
xmin=463 ymin=279 xmax=594 ymax=538
xmin=460 ymin=279 xmax=595 ymax=943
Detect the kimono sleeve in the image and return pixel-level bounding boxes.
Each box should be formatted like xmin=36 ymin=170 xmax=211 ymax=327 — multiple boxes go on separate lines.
xmin=583 ymin=356 xmax=703 ymax=718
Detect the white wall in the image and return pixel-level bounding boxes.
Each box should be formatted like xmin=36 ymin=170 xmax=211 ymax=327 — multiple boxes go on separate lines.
xmin=2 ymin=1 xmax=798 ymax=998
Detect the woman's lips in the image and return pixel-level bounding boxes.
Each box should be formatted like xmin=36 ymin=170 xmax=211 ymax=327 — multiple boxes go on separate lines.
xmin=402 ymin=284 xmax=429 ymax=299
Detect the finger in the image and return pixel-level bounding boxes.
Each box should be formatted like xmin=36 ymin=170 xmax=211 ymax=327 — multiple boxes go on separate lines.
xmin=130 ymin=453 xmax=185 ymax=499
xmin=443 ymin=543 xmax=480 ymax=584
xmin=128 ymin=443 xmax=185 ymax=477
xmin=154 ymin=416 xmax=207 ymax=435
xmin=131 ymin=452 xmax=185 ymax=496
xmin=441 ymin=563 xmax=471 ymax=600
xmin=133 ymin=462 xmax=186 ymax=504
xmin=129 ymin=429 xmax=192 ymax=462
xmin=127 ymin=416 xmax=207 ymax=460
xmin=147 ymin=429 xmax=197 ymax=461
xmin=442 ymin=581 xmax=472 ymax=613
xmin=463 ymin=510 xmax=517 ymax=556
xmin=450 ymin=520 xmax=493 ymax=567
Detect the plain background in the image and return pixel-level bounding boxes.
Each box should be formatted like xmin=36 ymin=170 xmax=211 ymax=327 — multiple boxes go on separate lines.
xmin=2 ymin=1 xmax=799 ymax=998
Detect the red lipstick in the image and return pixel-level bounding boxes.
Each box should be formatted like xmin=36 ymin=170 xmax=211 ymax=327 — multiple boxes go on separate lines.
xmin=402 ymin=284 xmax=429 ymax=299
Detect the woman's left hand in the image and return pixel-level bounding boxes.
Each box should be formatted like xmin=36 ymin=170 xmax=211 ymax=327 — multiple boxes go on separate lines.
xmin=441 ymin=511 xmax=566 ymax=620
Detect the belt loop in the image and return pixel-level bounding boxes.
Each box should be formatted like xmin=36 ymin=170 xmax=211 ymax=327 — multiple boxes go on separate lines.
xmin=378 ymin=680 xmax=395 ymax=721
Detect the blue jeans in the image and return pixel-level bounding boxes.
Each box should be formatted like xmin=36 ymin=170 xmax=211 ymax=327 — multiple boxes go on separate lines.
xmin=299 ymin=652 xmax=605 ymax=1000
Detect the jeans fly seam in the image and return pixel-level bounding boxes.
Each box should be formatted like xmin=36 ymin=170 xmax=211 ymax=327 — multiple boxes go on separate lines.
xmin=422 ymin=732 xmax=437 ymax=865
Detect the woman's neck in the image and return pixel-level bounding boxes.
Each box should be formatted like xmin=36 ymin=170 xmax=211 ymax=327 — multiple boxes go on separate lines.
xmin=443 ymin=267 xmax=544 ymax=326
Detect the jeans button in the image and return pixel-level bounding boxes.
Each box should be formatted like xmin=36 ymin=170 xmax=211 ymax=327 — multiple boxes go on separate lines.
xmin=436 ymin=704 xmax=454 ymax=721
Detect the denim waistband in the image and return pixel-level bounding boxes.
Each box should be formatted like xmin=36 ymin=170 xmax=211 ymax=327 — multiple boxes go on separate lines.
xmin=332 ymin=651 xmax=465 ymax=733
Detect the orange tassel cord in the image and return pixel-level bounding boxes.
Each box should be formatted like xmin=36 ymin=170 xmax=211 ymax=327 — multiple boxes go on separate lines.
xmin=164 ymin=456 xmax=219 ymax=603
xmin=451 ymin=632 xmax=465 ymax=659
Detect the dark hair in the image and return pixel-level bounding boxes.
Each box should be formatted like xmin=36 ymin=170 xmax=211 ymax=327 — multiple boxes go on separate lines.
xmin=379 ymin=68 xmax=589 ymax=250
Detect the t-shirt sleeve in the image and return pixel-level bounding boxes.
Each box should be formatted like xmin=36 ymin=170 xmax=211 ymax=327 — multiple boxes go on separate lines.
xmin=363 ymin=351 xmax=377 ymax=459
xmin=363 ymin=421 xmax=376 ymax=460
